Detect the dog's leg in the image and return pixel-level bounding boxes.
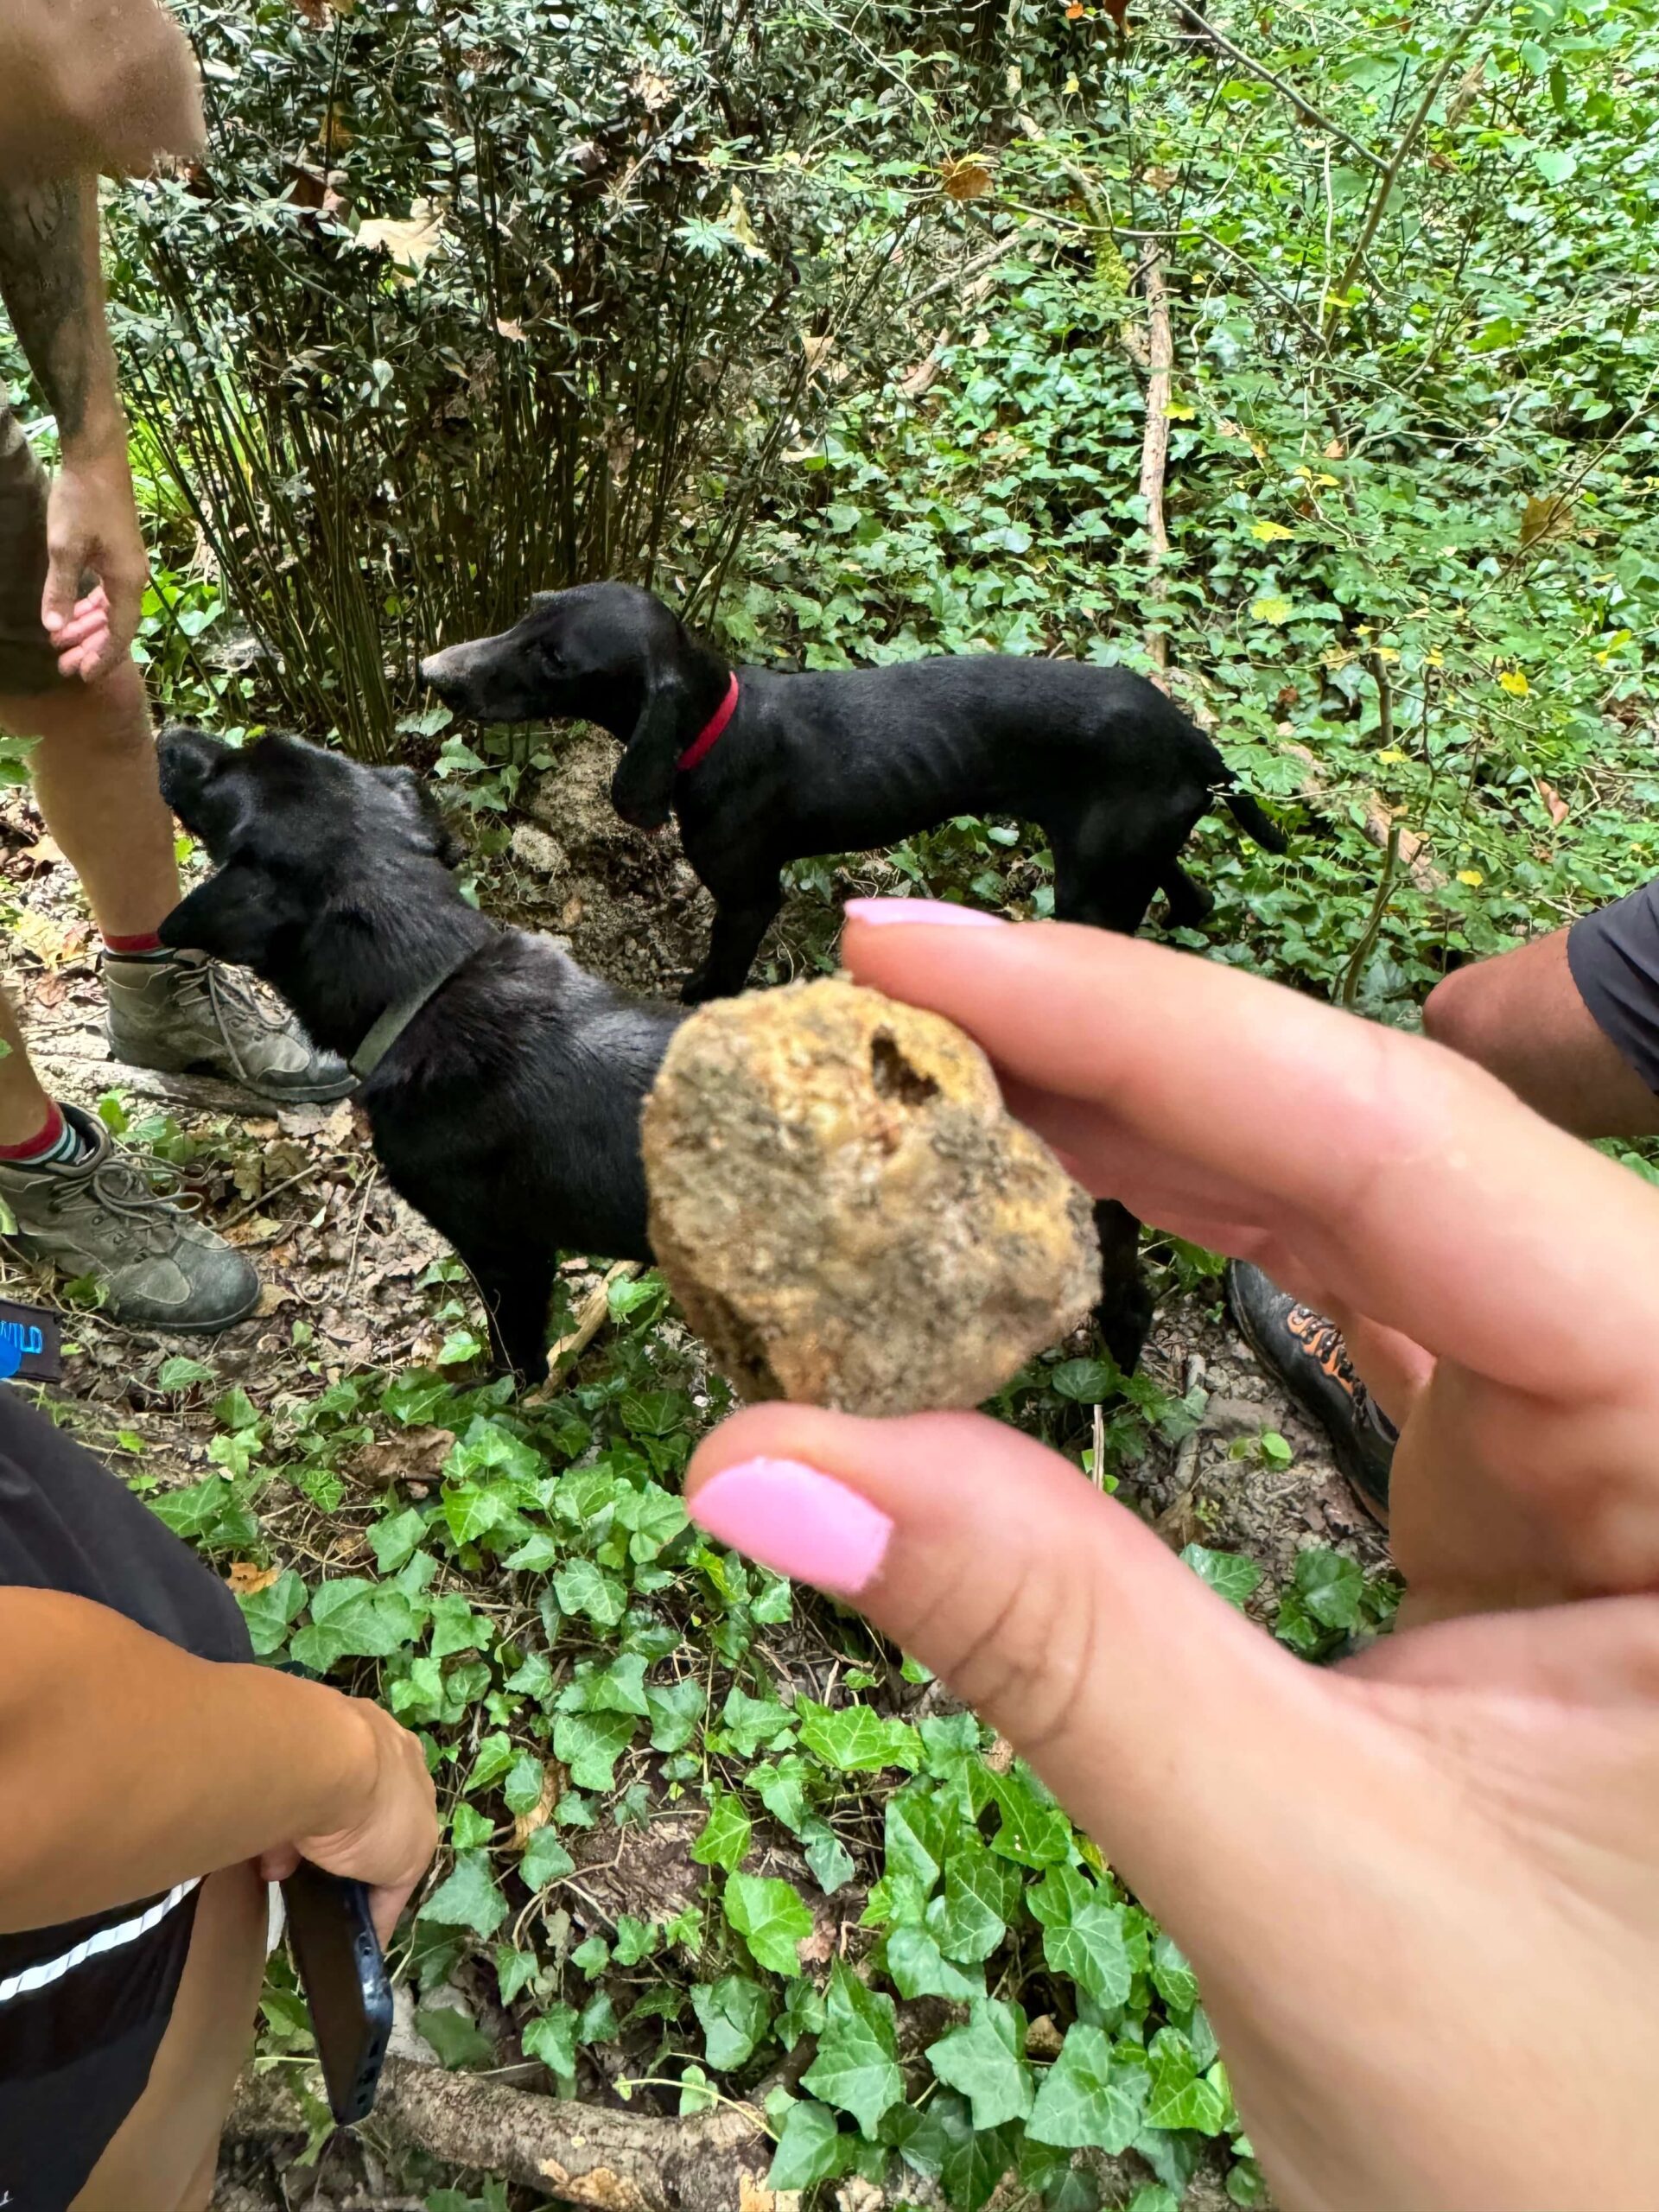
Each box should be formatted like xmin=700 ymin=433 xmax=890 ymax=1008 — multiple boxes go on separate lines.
xmin=467 ymin=1247 xmax=557 ymax=1385
xmin=1093 ymin=1198 xmax=1154 ymax=1377
xmin=1160 ymin=863 xmax=1214 ymax=926
xmin=683 ymin=880 xmax=785 ymax=1002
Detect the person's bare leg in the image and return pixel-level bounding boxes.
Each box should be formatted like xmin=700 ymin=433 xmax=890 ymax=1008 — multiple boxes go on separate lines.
xmin=69 ymin=1861 xmax=266 ymax=2212
xmin=1 ymin=656 xmax=178 ymax=938
xmin=0 ymin=982 xmax=56 ymax=1147
xmin=1422 ymin=926 xmax=1659 ymax=1141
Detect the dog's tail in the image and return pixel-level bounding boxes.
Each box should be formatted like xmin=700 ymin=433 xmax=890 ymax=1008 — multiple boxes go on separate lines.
xmin=1217 ymin=779 xmax=1289 ymax=855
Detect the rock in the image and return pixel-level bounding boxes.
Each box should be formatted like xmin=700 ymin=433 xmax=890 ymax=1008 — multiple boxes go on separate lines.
xmin=641 ymin=976 xmax=1098 ymax=1416
xmin=509 ymin=823 xmax=566 ymax=875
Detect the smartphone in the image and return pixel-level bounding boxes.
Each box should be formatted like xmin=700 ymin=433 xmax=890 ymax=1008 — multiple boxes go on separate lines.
xmin=283 ymin=1860 xmax=394 ymax=2125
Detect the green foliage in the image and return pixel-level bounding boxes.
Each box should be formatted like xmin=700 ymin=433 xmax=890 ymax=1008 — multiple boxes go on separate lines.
xmin=107 ymin=0 xmax=943 ymax=756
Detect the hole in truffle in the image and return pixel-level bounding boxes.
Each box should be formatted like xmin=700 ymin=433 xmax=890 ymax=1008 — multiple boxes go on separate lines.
xmin=870 ymin=1030 xmax=939 ymax=1107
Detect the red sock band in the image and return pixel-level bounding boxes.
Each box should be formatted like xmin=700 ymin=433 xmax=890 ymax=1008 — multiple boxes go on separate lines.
xmin=0 ymin=1103 xmax=66 ymax=1162
xmin=102 ymin=931 xmax=166 ymax=956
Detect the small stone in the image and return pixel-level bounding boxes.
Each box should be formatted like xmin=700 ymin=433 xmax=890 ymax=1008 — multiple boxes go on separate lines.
xmin=641 ymin=976 xmax=1098 ymax=1416
xmin=509 ymin=823 xmax=566 ymax=875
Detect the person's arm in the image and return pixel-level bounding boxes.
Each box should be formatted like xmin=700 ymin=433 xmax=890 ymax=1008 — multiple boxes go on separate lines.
xmin=0 ymin=175 xmax=146 ymax=680
xmin=0 ymin=0 xmax=204 ymax=187
xmin=0 ymin=1588 xmax=436 ymax=1943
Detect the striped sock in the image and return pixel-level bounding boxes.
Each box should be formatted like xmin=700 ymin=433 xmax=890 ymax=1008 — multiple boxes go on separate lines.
xmin=0 ymin=1103 xmax=89 ymax=1168
xmin=103 ymin=931 xmax=175 ymax=963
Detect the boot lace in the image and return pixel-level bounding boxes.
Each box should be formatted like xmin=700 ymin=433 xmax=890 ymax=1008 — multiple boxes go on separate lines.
xmin=171 ymin=958 xmax=292 ymax=1084
xmin=59 ymin=1144 xmax=202 ymax=1257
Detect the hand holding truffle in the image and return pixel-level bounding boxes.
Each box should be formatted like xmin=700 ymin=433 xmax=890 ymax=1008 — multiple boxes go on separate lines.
xmin=683 ymin=901 xmax=1659 ymax=2212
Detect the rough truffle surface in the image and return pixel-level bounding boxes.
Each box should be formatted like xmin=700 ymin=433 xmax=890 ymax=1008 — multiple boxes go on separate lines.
xmin=641 ymin=976 xmax=1100 ymax=1415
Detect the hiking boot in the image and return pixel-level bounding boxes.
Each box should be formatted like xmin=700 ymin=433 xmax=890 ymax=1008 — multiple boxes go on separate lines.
xmin=105 ymin=950 xmax=353 ymax=1104
xmin=0 ymin=1103 xmax=259 ymax=1332
xmin=1224 ymin=1260 xmax=1395 ymax=1525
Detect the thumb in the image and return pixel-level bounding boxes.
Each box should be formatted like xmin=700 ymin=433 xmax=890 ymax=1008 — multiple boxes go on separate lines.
xmin=685 ymin=1405 xmax=1367 ymax=1928
xmin=40 ymin=537 xmax=83 ymax=635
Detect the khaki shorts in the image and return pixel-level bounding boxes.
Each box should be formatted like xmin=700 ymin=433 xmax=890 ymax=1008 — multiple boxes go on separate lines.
xmin=0 ymin=398 xmax=65 ymax=696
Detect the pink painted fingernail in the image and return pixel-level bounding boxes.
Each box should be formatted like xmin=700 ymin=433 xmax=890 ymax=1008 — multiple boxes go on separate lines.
xmin=690 ymin=1458 xmax=893 ymax=1595
xmin=843 ymin=897 xmax=1006 ymax=930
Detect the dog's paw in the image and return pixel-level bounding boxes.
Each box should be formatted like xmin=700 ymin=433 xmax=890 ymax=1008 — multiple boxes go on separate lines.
xmin=679 ymin=967 xmax=716 ymax=1005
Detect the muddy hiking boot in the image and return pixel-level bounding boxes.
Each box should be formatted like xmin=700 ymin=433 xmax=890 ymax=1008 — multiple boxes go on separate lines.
xmin=0 ymin=1103 xmax=259 ymax=1332
xmin=105 ymin=949 xmax=353 ymax=1104
xmin=1224 ymin=1260 xmax=1395 ymax=1526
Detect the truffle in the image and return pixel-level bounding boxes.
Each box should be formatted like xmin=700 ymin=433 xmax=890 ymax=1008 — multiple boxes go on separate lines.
xmin=641 ymin=976 xmax=1099 ymax=1415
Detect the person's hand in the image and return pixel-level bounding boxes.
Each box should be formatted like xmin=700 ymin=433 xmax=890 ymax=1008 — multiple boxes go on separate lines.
xmin=258 ymin=1696 xmax=438 ymax=1948
xmin=42 ymin=440 xmax=147 ymax=683
xmin=682 ymin=906 xmax=1659 ymax=2212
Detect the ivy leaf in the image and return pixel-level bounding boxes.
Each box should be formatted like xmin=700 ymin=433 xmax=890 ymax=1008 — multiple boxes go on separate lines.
xmin=885 ymin=1924 xmax=983 ymax=2001
xmin=688 ymin=1974 xmax=770 ymax=2069
xmin=289 ymin=1578 xmax=424 ymax=1671
xmin=552 ymin=1710 xmax=638 ymax=1792
xmin=645 ymin=1677 xmax=703 ymax=1751
xmin=554 ymin=1556 xmax=627 ymax=1627
xmin=422 ymin=1852 xmax=507 ymax=1938
xmin=930 ymin=1840 xmax=1021 ymax=1963
xmin=1150 ymin=1932 xmax=1200 ymax=2013
xmin=803 ymin=1820 xmax=855 ymax=1895
xmin=523 ymin=2004 xmax=579 ymax=2081
xmin=1028 ymin=2023 xmax=1148 ymax=2152
xmin=236 ymin=1567 xmax=307 ymax=1656
xmin=691 ymin=1791 xmax=752 ymax=1872
xmin=925 ymin=1998 xmax=1033 ymax=2129
xmin=766 ymin=2098 xmax=846 ymax=2190
xmin=719 ymin=1686 xmax=797 ymax=1757
xmin=1042 ymin=1894 xmax=1133 ymax=2010
xmin=416 ymin=2003 xmax=495 ymax=2070
xmin=976 ymin=1760 xmax=1072 ymax=1867
xmin=1146 ymin=2027 xmax=1230 ymax=2133
xmin=801 ymin=1962 xmax=903 ymax=2133
xmin=370 ymin=1507 xmax=429 ymax=1575
xmin=932 ymin=2087 xmax=1021 ymax=2211
xmin=1294 ymin=1546 xmax=1364 ymax=1629
xmin=1249 ymin=593 xmax=1294 ymax=626
xmin=156 ymin=1353 xmax=215 ymax=1390
xmin=724 ymin=1871 xmax=813 ymax=1977
xmin=520 ymin=1828 xmax=575 ymax=1891
xmin=1179 ymin=1543 xmax=1262 ymax=1611
xmin=885 ymin=1786 xmax=951 ymax=1891
xmin=798 ymin=1700 xmax=923 ymax=1774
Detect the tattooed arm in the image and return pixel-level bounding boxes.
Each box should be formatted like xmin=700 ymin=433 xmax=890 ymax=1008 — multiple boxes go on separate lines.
xmin=0 ymin=176 xmax=145 ymax=680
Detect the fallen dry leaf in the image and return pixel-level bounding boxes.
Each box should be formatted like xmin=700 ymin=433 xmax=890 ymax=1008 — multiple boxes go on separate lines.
xmin=22 ymin=835 xmax=62 ymax=868
xmin=941 ymin=156 xmax=995 ymax=201
xmin=356 ymin=199 xmax=445 ymax=279
xmin=1520 ymin=491 xmax=1573 ymax=548
xmin=494 ymin=316 xmax=526 ymax=342
xmin=13 ymin=909 xmax=80 ymax=970
xmin=1536 ymin=777 xmax=1569 ymax=827
xmin=512 ymin=1764 xmax=561 ymax=1850
xmin=352 ymin=1424 xmax=454 ymax=1492
xmin=226 ymin=1560 xmax=281 ymax=1596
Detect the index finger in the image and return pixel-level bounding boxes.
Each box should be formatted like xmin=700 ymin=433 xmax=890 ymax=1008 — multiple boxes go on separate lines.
xmin=841 ymin=909 xmax=1659 ymax=1402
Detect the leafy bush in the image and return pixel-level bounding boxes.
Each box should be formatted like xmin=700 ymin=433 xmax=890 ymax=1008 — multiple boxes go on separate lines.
xmin=110 ymin=0 xmax=939 ymax=754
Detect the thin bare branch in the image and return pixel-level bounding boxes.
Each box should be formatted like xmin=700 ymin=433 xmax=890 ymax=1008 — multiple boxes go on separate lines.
xmin=1167 ymin=3 xmax=1389 ymax=175
xmin=1137 ymin=245 xmax=1174 ymax=680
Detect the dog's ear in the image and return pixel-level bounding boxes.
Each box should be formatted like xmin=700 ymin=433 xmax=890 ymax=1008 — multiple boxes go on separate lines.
xmin=610 ymin=659 xmax=695 ymax=831
xmin=158 ymin=855 xmax=296 ymax=968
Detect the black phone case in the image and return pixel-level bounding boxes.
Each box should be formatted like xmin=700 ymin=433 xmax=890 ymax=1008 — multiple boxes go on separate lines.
xmin=283 ymin=1861 xmax=394 ymax=2125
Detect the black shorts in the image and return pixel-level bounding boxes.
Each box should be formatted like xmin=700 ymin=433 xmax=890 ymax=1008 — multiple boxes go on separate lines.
xmin=0 ymin=1389 xmax=254 ymax=2209
xmin=1567 ymin=877 xmax=1659 ymax=1097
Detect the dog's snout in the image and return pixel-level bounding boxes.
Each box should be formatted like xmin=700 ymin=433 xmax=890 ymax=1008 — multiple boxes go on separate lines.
xmin=421 ymin=644 xmax=473 ymax=695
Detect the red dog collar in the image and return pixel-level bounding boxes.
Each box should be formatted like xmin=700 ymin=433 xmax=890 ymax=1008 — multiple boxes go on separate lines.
xmin=677 ymin=672 xmax=739 ymax=775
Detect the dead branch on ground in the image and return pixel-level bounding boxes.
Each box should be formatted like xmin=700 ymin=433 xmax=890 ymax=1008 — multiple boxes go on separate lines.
xmin=226 ymin=2059 xmax=772 ymax=2212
